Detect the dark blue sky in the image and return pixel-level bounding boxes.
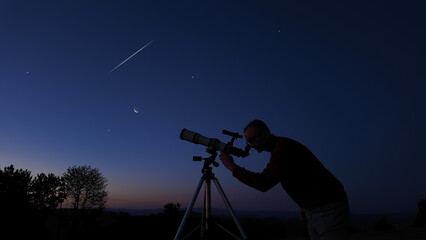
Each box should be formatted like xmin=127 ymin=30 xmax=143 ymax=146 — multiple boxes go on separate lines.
xmin=1 ymin=0 xmax=425 ymax=214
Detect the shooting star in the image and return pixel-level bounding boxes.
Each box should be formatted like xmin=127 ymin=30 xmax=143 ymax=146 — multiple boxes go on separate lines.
xmin=109 ymin=40 xmax=153 ymax=73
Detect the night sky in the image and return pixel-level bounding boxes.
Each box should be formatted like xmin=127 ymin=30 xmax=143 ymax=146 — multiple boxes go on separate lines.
xmin=1 ymin=1 xmax=425 ymax=214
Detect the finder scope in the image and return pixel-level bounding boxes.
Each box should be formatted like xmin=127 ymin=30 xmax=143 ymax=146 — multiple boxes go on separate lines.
xmin=180 ymin=129 xmax=250 ymax=157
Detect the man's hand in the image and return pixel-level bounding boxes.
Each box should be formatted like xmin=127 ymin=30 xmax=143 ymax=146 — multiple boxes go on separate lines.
xmin=219 ymin=152 xmax=236 ymax=172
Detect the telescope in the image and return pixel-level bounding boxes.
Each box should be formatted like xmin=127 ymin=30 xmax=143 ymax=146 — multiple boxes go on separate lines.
xmin=176 ymin=129 xmax=249 ymax=240
xmin=180 ymin=128 xmax=250 ymax=157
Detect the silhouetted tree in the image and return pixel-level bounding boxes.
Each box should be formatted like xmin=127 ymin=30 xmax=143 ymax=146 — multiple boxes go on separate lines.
xmin=414 ymin=199 xmax=426 ymax=227
xmin=0 ymin=165 xmax=46 ymax=238
xmin=0 ymin=165 xmax=32 ymax=209
xmin=30 ymin=172 xmax=67 ymax=210
xmin=164 ymin=202 xmax=181 ymax=215
xmin=63 ymin=165 xmax=109 ymax=210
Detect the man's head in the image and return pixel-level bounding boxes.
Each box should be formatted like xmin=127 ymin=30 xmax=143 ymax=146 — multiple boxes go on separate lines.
xmin=244 ymin=120 xmax=273 ymax=152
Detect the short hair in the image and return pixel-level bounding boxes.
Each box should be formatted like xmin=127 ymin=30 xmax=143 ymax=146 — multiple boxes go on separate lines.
xmin=244 ymin=119 xmax=270 ymax=134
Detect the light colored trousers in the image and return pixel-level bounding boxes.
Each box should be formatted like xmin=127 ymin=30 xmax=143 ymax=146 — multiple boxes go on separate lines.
xmin=305 ymin=198 xmax=351 ymax=240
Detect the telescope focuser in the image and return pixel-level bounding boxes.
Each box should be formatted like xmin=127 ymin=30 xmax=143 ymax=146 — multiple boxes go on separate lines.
xmin=222 ymin=130 xmax=242 ymax=145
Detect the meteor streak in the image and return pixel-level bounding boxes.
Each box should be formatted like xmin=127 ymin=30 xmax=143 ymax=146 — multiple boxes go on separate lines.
xmin=109 ymin=40 xmax=153 ymax=73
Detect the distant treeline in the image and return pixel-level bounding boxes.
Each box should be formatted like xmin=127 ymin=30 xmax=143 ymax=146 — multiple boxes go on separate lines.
xmin=1 ymin=164 xmax=425 ymax=240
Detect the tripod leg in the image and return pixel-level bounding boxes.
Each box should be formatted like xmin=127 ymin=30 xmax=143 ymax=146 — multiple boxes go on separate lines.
xmin=213 ymin=178 xmax=248 ymax=240
xmin=200 ymin=178 xmax=212 ymax=239
xmin=174 ymin=177 xmax=204 ymax=240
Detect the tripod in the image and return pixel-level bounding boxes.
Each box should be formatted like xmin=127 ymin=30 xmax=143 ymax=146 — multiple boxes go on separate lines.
xmin=174 ymin=148 xmax=247 ymax=240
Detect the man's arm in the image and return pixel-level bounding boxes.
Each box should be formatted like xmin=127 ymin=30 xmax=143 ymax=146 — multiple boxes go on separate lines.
xmin=219 ymin=152 xmax=280 ymax=192
xmin=219 ymin=152 xmax=236 ymax=172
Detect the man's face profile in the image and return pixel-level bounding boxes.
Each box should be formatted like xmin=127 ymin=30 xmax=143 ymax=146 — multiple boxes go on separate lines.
xmin=244 ymin=126 xmax=263 ymax=153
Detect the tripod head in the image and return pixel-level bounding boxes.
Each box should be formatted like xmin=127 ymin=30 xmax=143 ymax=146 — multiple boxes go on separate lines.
xmin=193 ymin=147 xmax=219 ymax=169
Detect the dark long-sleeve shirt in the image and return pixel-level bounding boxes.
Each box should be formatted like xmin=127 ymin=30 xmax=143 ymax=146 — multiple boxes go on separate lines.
xmin=233 ymin=136 xmax=347 ymax=210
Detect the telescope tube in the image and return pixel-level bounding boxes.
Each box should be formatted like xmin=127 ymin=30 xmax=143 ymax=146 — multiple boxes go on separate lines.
xmin=180 ymin=129 xmax=249 ymax=157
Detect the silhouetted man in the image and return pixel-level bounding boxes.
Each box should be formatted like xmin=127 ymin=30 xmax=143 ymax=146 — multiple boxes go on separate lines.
xmin=219 ymin=119 xmax=351 ymax=240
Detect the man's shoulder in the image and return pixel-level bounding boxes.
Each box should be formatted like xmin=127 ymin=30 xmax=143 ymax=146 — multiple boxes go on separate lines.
xmin=275 ymin=136 xmax=298 ymax=146
xmin=272 ymin=136 xmax=291 ymax=153
xmin=273 ymin=136 xmax=307 ymax=154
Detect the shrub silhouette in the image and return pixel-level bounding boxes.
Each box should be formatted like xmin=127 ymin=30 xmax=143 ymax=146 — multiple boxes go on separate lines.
xmin=164 ymin=202 xmax=181 ymax=215
xmin=374 ymin=217 xmax=394 ymax=232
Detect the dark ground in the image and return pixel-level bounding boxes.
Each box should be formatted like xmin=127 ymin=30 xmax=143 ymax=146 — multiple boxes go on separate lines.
xmin=4 ymin=208 xmax=425 ymax=240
